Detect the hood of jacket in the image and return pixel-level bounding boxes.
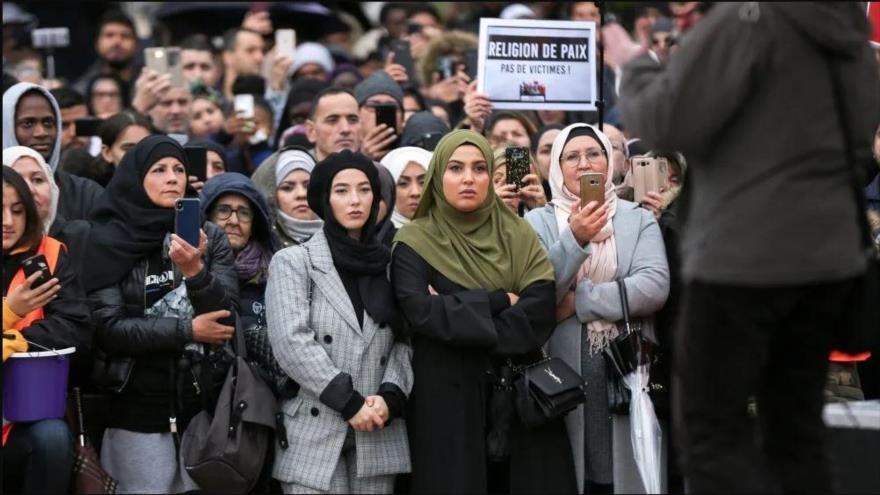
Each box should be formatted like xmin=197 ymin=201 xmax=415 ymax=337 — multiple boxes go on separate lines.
xmin=419 ymin=30 xmax=479 ymax=88
xmin=3 ymin=82 xmax=63 ymax=171
xmin=200 ymin=172 xmax=274 ymax=251
xmin=773 ymin=2 xmax=871 ymax=58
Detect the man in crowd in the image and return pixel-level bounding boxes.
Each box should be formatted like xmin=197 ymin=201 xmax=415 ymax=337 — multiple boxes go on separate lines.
xmin=3 ymin=82 xmax=103 ymax=220
xmin=221 ymin=27 xmax=265 ymax=100
xmin=148 ymin=86 xmax=192 ymax=135
xmin=354 ymin=70 xmax=403 ymax=161
xmin=621 ymin=3 xmax=880 ymax=492
xmin=50 ymin=87 xmax=91 ymax=154
xmin=304 ymin=87 xmax=363 ymax=162
xmin=73 ymin=10 xmax=140 ymax=96
xmin=602 ymin=123 xmax=628 ymax=185
xmin=180 ymin=34 xmax=221 ymax=89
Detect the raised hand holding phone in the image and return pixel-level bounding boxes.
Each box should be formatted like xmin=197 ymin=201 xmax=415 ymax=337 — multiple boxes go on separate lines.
xmin=5 ymin=270 xmax=61 ymax=317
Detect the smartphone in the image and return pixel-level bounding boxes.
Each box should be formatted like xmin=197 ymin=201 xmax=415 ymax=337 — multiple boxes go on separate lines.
xmin=505 ymin=146 xmax=531 ymax=188
xmin=184 ymin=146 xmax=207 ymax=182
xmin=21 ymin=254 xmax=52 ymax=288
xmin=465 ymin=48 xmax=479 ymax=80
xmin=175 ymin=198 xmax=201 ymax=247
xmin=437 ymin=56 xmax=456 ymax=80
xmin=74 ymin=117 xmax=101 ymax=137
xmin=632 ymin=157 xmax=669 ymax=204
xmin=234 ymin=94 xmax=255 ymax=119
xmin=389 ymin=39 xmax=415 ymax=81
xmin=375 ymin=103 xmax=397 ymax=133
xmin=579 ymin=172 xmax=605 ymax=207
xmin=144 ymin=47 xmax=184 ymax=87
xmin=31 ymin=27 xmax=70 ymax=49
xmin=275 ymin=29 xmax=296 ymax=61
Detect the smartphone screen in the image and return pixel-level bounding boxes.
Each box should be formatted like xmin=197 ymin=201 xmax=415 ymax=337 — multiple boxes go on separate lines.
xmin=579 ymin=172 xmax=605 ymax=206
xmin=505 ymin=146 xmax=530 ymax=188
xmin=465 ymin=48 xmax=479 ymax=80
xmin=184 ymin=146 xmax=208 ymax=182
xmin=21 ymin=254 xmax=52 ymax=288
xmin=275 ymin=29 xmax=296 ymax=60
xmin=175 ymin=198 xmax=201 ymax=247
xmin=390 ymin=39 xmax=415 ymax=80
xmin=375 ymin=103 xmax=397 ymax=133
xmin=234 ymin=94 xmax=255 ymax=119
xmin=74 ymin=117 xmax=101 ymax=137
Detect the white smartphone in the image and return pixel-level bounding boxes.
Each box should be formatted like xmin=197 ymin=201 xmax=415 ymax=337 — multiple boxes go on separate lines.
xmin=275 ymin=29 xmax=296 ymax=61
xmin=233 ymin=94 xmax=255 ymax=119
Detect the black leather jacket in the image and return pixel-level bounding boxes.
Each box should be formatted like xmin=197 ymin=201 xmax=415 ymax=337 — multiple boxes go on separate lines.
xmin=88 ymin=222 xmax=239 ymax=431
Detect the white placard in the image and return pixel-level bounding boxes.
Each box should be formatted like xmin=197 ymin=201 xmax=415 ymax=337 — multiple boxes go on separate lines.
xmin=477 ymin=18 xmax=598 ymax=111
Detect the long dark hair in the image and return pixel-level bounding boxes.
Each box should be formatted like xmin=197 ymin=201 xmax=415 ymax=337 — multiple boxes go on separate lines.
xmin=86 ymin=111 xmax=155 ymax=187
xmin=85 ymin=72 xmax=130 ymax=116
xmin=2 ymin=166 xmax=43 ymax=252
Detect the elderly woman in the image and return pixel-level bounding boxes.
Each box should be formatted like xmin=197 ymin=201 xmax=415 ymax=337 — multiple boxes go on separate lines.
xmin=524 ymin=123 xmax=670 ymax=494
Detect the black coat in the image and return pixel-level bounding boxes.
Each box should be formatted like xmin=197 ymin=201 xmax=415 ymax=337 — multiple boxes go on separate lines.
xmin=391 ymin=243 xmax=577 ymax=494
xmin=88 ymin=222 xmax=239 ymax=432
xmin=55 ymin=169 xmax=103 ymax=221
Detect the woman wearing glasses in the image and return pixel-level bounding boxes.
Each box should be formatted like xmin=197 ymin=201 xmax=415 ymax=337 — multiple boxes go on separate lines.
xmin=524 ymin=123 xmax=670 ymax=493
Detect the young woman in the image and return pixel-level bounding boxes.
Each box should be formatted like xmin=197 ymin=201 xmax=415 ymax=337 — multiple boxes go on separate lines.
xmin=392 ymin=130 xmax=576 ymax=494
xmin=2 ymin=166 xmax=91 ymax=494
xmin=379 ymin=146 xmax=431 ymax=228
xmin=266 ymin=150 xmax=412 ymax=493
xmin=85 ymin=135 xmax=239 ymax=493
xmin=270 ymin=148 xmax=323 ymax=248
xmin=524 ymin=123 xmax=670 ymax=494
xmin=85 ymin=73 xmax=128 ymax=119
xmin=68 ymin=111 xmax=155 ymax=187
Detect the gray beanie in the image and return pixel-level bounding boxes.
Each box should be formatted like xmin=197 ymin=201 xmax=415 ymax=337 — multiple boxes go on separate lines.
xmin=353 ymin=70 xmax=403 ymax=108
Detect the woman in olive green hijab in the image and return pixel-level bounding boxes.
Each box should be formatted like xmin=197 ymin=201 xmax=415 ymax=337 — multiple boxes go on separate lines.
xmin=391 ymin=130 xmax=576 ymax=494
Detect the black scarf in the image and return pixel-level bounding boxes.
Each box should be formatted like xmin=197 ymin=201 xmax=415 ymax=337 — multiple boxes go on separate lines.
xmin=85 ymin=135 xmax=190 ymax=292
xmin=308 ymin=150 xmax=396 ymax=325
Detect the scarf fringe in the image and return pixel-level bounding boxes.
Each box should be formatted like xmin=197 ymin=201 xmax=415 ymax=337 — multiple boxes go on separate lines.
xmin=586 ymin=321 xmax=620 ymax=356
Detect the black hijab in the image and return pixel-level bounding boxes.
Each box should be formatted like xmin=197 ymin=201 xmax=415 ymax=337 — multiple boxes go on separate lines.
xmin=307 ymin=150 xmax=397 ymax=326
xmin=375 ymin=163 xmax=396 ymax=248
xmin=85 ymin=135 xmax=189 ymax=292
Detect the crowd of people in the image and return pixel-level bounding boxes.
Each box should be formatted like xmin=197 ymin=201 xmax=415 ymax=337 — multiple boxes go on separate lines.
xmin=3 ymin=1 xmax=880 ymax=494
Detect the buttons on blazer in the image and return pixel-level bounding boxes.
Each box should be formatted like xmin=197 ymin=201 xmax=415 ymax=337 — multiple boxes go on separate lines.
xmin=310 ymin=407 xmax=319 ymax=417
xmin=380 ymin=356 xmax=387 ymax=366
xmin=323 ymin=335 xmax=333 ymax=344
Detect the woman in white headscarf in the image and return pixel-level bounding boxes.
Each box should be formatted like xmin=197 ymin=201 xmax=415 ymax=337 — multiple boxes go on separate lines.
xmin=3 ymin=146 xmax=58 ymax=232
xmin=524 ymin=123 xmax=670 ymax=494
xmin=271 ymin=148 xmax=323 ymax=248
xmin=380 ymin=146 xmax=432 ymax=228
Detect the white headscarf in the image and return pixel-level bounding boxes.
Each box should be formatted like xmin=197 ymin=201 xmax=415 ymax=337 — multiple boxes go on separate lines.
xmin=548 ymin=123 xmax=620 ymax=355
xmin=274 ymin=149 xmax=322 ymax=243
xmin=3 ymin=146 xmax=59 ymax=232
xmin=380 ymin=146 xmax=432 ymax=228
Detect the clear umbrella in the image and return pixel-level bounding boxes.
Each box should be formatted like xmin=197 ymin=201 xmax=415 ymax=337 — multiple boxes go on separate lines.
xmin=623 ymin=361 xmax=663 ymax=493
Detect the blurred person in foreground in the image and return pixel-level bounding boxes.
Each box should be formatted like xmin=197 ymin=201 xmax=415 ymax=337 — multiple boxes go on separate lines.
xmin=621 ymin=3 xmax=880 ymax=492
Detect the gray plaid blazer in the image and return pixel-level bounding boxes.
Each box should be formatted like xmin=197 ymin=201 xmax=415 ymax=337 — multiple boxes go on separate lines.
xmin=266 ymin=230 xmax=413 ymax=491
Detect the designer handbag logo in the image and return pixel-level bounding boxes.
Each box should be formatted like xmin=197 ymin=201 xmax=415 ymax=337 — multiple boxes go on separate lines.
xmin=544 ymin=367 xmax=562 ymax=384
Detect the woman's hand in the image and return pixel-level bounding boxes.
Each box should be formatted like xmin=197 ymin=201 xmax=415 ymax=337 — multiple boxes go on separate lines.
xmin=427 ymin=70 xmax=470 ymax=104
xmin=518 ymin=174 xmax=546 ymax=209
xmin=225 ymin=115 xmax=256 ymax=145
xmin=361 ymin=124 xmax=397 ymax=161
xmin=348 ymin=402 xmax=385 ymax=431
xmin=640 ymin=191 xmax=665 ymax=220
xmin=188 ymin=176 xmax=205 ymax=193
xmin=384 ymin=51 xmax=409 ymax=84
xmin=169 ymin=230 xmax=207 ymax=279
xmin=192 ymin=309 xmax=234 ymax=345
xmin=495 ymin=183 xmax=520 ymax=213
xmin=569 ymin=201 xmax=609 ymax=246
xmin=365 ymin=395 xmax=390 ymax=422
xmin=5 ymin=272 xmax=61 ymax=317
xmin=556 ymin=291 xmax=576 ymax=322
xmin=463 ymin=80 xmax=492 ymax=133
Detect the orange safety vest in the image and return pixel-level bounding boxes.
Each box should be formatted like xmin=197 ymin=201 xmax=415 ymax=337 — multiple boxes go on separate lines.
xmin=7 ymin=235 xmax=64 ymax=331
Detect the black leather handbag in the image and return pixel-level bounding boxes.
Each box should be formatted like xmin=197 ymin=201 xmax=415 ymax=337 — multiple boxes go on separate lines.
xmin=512 ymin=352 xmax=588 ymax=428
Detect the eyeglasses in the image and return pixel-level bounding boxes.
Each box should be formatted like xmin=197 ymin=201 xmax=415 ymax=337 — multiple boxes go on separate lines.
xmin=212 ymin=205 xmax=253 ymax=223
xmin=561 ymin=148 xmax=606 ymax=167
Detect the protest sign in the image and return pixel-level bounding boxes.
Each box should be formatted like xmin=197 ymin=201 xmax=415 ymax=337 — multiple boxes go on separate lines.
xmin=477 ymin=18 xmax=598 ymax=111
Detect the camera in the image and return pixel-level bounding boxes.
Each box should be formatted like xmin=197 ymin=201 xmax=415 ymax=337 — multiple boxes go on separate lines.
xmin=31 ymin=28 xmax=70 ymax=49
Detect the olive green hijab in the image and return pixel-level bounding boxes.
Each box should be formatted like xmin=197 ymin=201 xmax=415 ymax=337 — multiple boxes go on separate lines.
xmin=393 ymin=130 xmax=554 ymax=292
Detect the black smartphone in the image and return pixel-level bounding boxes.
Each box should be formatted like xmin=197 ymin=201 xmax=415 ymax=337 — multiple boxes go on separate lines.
xmin=407 ymin=22 xmax=423 ymax=35
xmin=465 ymin=48 xmax=479 ymax=80
xmin=184 ymin=146 xmax=208 ymax=182
xmin=175 ymin=198 xmax=201 ymax=247
xmin=505 ymin=146 xmax=531 ymax=188
xmin=74 ymin=117 xmax=101 ymax=137
xmin=375 ymin=103 xmax=398 ymax=134
xmin=389 ymin=39 xmax=415 ymax=81
xmin=21 ymin=254 xmax=52 ymax=288
xmin=437 ymin=56 xmax=456 ymax=80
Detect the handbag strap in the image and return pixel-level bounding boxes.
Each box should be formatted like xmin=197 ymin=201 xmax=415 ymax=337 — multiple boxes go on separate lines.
xmin=824 ymin=55 xmax=876 ymax=255
xmin=617 ymin=279 xmax=633 ymax=335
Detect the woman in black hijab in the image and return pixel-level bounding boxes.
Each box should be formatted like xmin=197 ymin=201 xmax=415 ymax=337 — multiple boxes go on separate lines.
xmin=375 ymin=164 xmax=397 ymax=248
xmin=265 ymin=150 xmax=412 ymax=493
xmin=86 ymin=135 xmax=239 ymax=493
